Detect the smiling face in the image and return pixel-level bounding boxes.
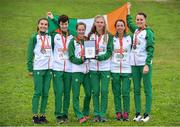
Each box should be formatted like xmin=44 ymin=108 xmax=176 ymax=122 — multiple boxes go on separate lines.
xmin=95 ymin=17 xmax=105 ymax=33
xmin=38 ymin=19 xmax=48 ymax=32
xmin=115 ymin=21 xmax=125 ymax=34
xmin=77 ymin=24 xmax=86 ymax=39
xmin=136 ymin=14 xmax=146 ymax=28
xmin=60 ymin=21 xmax=68 ymax=32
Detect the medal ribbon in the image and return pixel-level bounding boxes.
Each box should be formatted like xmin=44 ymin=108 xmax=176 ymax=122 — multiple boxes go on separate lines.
xmin=62 ymin=34 xmax=68 ymax=71
xmin=119 ymin=38 xmax=123 ymax=54
xmin=61 ymin=34 xmax=68 ymax=51
xmin=133 ymin=28 xmax=144 ymax=48
xmin=56 ymin=28 xmax=68 ymax=51
xmin=38 ymin=32 xmax=49 ymax=49
xmin=95 ymin=34 xmax=102 ymax=54
xmin=56 ymin=29 xmax=68 ymax=71
xmin=79 ymin=41 xmax=84 ymax=57
xmin=119 ymin=38 xmax=123 ymax=73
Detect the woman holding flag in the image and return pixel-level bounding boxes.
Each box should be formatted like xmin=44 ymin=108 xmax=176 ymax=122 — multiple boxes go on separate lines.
xmin=68 ymin=22 xmax=91 ymax=123
xmin=88 ymin=15 xmax=113 ymax=122
xmin=111 ymin=19 xmax=132 ymax=121
xmin=47 ymin=12 xmax=73 ymax=124
xmin=27 ymin=18 xmax=53 ymax=124
xmin=127 ymin=2 xmax=155 ymax=122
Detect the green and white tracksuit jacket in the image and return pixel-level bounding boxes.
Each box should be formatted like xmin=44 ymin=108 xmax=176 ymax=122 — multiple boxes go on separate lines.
xmin=111 ymin=35 xmax=132 ymax=73
xmin=27 ymin=32 xmax=53 ymax=72
xmin=89 ymin=33 xmax=113 ymax=71
xmin=68 ymin=38 xmax=89 ymax=73
xmin=127 ymin=15 xmax=154 ymax=66
xmin=52 ymin=32 xmax=73 ymax=72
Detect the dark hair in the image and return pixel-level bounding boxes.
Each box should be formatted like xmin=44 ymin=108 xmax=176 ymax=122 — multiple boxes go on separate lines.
xmin=137 ymin=12 xmax=147 ymax=19
xmin=114 ymin=19 xmax=126 ymax=35
xmin=114 ymin=19 xmax=126 ymax=28
xmin=37 ymin=17 xmax=48 ymax=32
xmin=76 ymin=22 xmax=86 ymax=30
xmin=58 ymin=14 xmax=69 ymax=24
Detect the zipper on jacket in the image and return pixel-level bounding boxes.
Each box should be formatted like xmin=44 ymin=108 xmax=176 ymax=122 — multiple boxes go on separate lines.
xmin=64 ymin=60 xmax=66 ymax=71
xmin=97 ymin=61 xmax=99 ymax=71
xmin=134 ymin=54 xmax=136 ymax=66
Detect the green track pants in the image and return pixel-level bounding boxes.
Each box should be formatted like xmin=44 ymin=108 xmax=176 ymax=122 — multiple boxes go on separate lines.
xmin=53 ymin=71 xmax=72 ymax=117
xmin=90 ymin=71 xmax=110 ymax=118
xmin=32 ymin=70 xmax=52 ymax=114
xmin=132 ymin=65 xmax=152 ymax=114
xmin=111 ymin=73 xmax=131 ymax=113
xmin=72 ymin=72 xmax=91 ymax=119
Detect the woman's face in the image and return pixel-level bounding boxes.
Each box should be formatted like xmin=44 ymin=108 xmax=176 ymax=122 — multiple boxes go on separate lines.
xmin=136 ymin=14 xmax=146 ymax=28
xmin=116 ymin=21 xmax=125 ymax=34
xmin=95 ymin=17 xmax=105 ymax=32
xmin=60 ymin=21 xmax=68 ymax=32
xmin=77 ymin=25 xmax=86 ymax=38
xmin=38 ymin=20 xmax=48 ymax=32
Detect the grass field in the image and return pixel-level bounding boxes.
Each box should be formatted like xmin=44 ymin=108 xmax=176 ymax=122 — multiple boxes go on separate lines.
xmin=0 ymin=0 xmax=180 ymax=126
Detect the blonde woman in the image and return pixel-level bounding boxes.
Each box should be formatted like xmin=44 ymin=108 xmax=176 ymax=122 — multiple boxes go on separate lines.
xmin=88 ymin=15 xmax=113 ymax=122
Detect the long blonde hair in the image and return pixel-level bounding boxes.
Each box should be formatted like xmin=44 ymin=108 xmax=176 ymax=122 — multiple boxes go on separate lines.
xmin=88 ymin=15 xmax=109 ymax=43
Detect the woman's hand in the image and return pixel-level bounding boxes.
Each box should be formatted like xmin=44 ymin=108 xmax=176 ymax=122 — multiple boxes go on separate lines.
xmin=28 ymin=72 xmax=33 ymax=76
xmin=143 ymin=65 xmax=149 ymax=74
xmin=127 ymin=2 xmax=131 ymax=15
xmin=47 ymin=12 xmax=54 ymax=19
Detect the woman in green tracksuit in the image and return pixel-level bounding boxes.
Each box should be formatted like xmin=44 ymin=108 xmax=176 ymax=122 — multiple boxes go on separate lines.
xmin=68 ymin=22 xmax=91 ymax=123
xmin=27 ymin=18 xmax=53 ymax=124
xmin=111 ymin=19 xmax=132 ymax=121
xmin=88 ymin=15 xmax=113 ymax=122
xmin=127 ymin=3 xmax=155 ymax=122
xmin=47 ymin=12 xmax=73 ymax=123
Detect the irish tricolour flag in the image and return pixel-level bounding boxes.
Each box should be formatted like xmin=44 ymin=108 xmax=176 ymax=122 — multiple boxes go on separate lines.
xmin=48 ymin=3 xmax=128 ymax=36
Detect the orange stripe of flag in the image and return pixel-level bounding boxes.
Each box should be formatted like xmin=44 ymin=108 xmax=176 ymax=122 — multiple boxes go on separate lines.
xmin=107 ymin=3 xmax=128 ymax=35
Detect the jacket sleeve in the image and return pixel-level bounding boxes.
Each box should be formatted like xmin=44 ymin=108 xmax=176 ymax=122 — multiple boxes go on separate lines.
xmin=145 ymin=29 xmax=155 ymax=66
xmin=97 ymin=34 xmax=113 ymax=61
xmin=126 ymin=15 xmax=138 ymax=33
xmin=48 ymin=15 xmax=59 ymax=26
xmin=68 ymin=39 xmax=83 ymax=65
xmin=47 ymin=15 xmax=59 ymax=33
xmin=27 ymin=34 xmax=36 ymax=72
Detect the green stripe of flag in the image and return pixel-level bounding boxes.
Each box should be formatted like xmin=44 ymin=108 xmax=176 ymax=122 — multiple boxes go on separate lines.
xmin=69 ymin=18 xmax=77 ymax=36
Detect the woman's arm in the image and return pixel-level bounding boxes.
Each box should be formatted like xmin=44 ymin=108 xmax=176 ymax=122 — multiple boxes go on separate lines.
xmin=145 ymin=28 xmax=155 ymax=66
xmin=68 ymin=39 xmax=84 ymax=65
xmin=126 ymin=2 xmax=138 ymax=33
xmin=27 ymin=33 xmax=37 ymax=73
xmin=97 ymin=34 xmax=113 ymax=61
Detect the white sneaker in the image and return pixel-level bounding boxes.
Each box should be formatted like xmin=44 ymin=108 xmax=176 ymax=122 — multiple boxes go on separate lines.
xmin=141 ymin=114 xmax=150 ymax=122
xmin=133 ymin=113 xmax=142 ymax=122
